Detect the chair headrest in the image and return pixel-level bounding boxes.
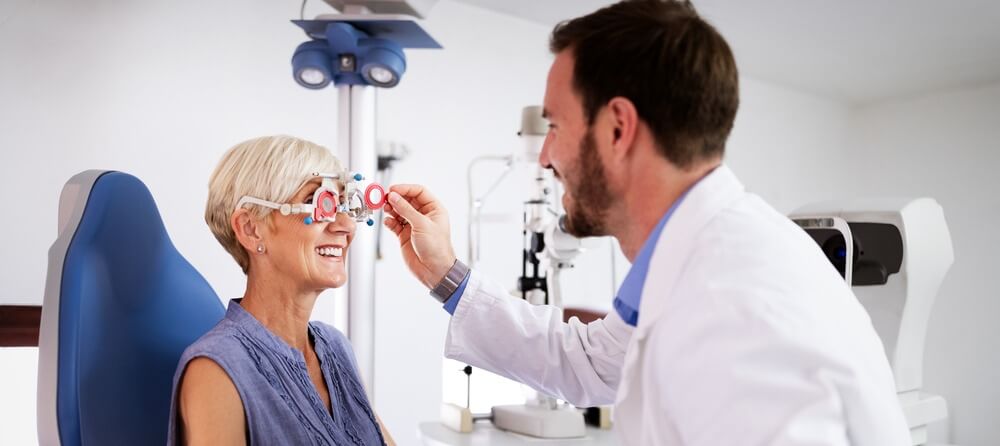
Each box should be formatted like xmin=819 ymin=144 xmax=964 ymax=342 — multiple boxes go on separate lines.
xmin=40 ymin=171 xmax=224 ymax=445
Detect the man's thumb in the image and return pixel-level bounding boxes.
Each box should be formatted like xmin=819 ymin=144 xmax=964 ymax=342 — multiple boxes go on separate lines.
xmin=388 ymin=192 xmax=426 ymax=226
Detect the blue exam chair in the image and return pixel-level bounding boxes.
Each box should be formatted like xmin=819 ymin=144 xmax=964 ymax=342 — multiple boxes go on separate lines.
xmin=37 ymin=170 xmax=225 ymax=445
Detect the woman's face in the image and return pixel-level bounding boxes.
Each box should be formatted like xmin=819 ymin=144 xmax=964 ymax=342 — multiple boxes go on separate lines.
xmin=262 ymin=177 xmax=356 ymax=291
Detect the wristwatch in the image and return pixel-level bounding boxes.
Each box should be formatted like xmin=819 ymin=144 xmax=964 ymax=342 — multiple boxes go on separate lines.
xmin=430 ymin=259 xmax=470 ymax=303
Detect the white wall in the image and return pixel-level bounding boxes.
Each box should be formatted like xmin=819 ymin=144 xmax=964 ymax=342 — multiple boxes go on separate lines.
xmin=0 ymin=0 xmax=342 ymax=442
xmin=727 ymin=79 xmax=1000 ymax=446
xmin=374 ymin=6 xmax=861 ymax=434
xmin=10 ymin=0 xmax=983 ymax=445
xmin=728 ymin=78 xmax=853 ymax=214
xmin=0 ymin=0 xmax=345 ymax=307
xmin=369 ymin=0 xmax=559 ymax=437
xmin=847 ymin=83 xmax=1000 ymax=446
xmin=0 ymin=0 xmax=565 ymax=442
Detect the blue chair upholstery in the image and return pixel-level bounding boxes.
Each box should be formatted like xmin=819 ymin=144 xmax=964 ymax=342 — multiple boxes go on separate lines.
xmin=37 ymin=171 xmax=224 ymax=445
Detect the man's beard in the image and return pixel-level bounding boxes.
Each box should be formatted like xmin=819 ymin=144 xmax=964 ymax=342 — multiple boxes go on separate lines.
xmin=562 ymin=128 xmax=613 ymax=237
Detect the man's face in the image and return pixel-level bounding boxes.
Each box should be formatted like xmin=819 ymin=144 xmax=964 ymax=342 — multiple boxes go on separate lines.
xmin=540 ymin=51 xmax=613 ymax=237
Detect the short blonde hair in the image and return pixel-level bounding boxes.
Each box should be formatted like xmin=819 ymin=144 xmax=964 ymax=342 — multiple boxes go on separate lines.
xmin=206 ymin=135 xmax=342 ymax=274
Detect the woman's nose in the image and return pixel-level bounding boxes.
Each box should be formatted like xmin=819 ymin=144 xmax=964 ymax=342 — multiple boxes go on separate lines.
xmin=329 ymin=212 xmax=357 ymax=233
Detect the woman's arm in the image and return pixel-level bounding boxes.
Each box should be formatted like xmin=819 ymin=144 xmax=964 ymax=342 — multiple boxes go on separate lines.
xmin=178 ymin=357 xmax=247 ymax=446
xmin=375 ymin=413 xmax=396 ymax=446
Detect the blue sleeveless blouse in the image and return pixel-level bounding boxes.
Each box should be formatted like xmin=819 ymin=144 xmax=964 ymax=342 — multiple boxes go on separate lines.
xmin=167 ymin=300 xmax=384 ymax=445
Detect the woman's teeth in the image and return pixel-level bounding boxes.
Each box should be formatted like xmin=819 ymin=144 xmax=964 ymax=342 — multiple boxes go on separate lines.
xmin=316 ymin=247 xmax=343 ymax=258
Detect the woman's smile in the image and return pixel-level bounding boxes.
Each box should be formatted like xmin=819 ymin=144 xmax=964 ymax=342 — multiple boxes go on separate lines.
xmin=314 ymin=244 xmax=346 ymax=262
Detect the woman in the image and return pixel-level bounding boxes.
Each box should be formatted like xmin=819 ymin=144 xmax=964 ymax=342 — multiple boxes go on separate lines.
xmin=167 ymin=135 xmax=395 ymax=445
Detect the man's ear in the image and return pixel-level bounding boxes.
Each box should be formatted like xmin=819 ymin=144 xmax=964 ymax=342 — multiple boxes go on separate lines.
xmin=605 ymin=97 xmax=639 ymax=161
xmin=231 ymin=209 xmax=264 ymax=252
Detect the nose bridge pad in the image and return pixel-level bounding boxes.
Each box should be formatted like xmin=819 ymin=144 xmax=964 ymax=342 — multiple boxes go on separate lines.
xmin=324 ymin=214 xmax=339 ymax=228
xmin=344 ymin=190 xmax=361 ymax=219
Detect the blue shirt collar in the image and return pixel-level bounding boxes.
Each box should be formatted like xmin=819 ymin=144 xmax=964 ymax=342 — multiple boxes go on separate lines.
xmin=612 ymin=192 xmax=689 ymax=326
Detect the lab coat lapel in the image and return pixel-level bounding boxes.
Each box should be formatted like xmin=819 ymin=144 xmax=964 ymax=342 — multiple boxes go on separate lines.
xmin=614 ymin=165 xmax=747 ymax=407
xmin=635 ymin=164 xmax=746 ymax=336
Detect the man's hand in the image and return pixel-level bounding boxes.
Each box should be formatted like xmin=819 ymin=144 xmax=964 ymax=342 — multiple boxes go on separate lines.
xmin=383 ymin=184 xmax=458 ymax=289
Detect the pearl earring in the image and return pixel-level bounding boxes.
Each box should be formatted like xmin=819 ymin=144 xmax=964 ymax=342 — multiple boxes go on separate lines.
xmin=256 ymin=244 xmax=265 ymax=254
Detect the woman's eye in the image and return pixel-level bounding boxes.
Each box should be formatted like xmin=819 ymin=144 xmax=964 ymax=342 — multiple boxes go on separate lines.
xmin=303 ymin=194 xmax=314 ymax=204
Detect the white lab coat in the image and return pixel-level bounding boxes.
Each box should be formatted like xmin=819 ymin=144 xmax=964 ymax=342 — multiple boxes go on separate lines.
xmin=444 ymin=165 xmax=912 ymax=445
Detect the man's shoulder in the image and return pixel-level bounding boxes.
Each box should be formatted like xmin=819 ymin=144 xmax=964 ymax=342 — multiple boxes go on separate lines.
xmin=659 ymin=192 xmax=856 ymax=323
xmin=691 ymin=193 xmax=829 ymax=269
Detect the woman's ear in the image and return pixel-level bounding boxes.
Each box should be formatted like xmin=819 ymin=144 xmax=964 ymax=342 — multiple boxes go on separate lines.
xmin=231 ymin=209 xmax=264 ymax=252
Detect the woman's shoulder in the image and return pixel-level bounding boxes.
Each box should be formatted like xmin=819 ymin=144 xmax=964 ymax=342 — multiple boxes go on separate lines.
xmin=178 ymin=318 xmax=248 ymax=367
xmin=169 ymin=321 xmax=248 ymax=446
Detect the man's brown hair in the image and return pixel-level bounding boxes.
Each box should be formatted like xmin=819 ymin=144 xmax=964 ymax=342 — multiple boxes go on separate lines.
xmin=550 ymin=0 xmax=739 ymax=168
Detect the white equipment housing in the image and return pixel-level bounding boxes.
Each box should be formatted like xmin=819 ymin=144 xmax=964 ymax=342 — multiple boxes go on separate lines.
xmin=322 ymin=0 xmax=437 ymax=18
xmin=490 ymin=106 xmax=587 ymax=438
xmin=790 ymin=198 xmax=953 ymax=446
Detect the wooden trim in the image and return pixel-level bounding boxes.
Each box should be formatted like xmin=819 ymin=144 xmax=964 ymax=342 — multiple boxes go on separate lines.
xmin=563 ymin=307 xmax=605 ymax=324
xmin=0 ymin=305 xmax=42 ymax=347
xmin=0 ymin=305 xmax=605 ymax=346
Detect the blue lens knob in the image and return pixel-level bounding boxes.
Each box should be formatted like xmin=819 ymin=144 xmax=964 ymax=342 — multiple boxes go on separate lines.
xmin=354 ymin=173 xmax=363 ymax=181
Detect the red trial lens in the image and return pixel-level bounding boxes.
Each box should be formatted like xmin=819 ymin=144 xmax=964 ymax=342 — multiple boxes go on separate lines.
xmin=364 ymin=183 xmax=387 ymax=210
xmin=314 ymin=189 xmax=339 ymax=221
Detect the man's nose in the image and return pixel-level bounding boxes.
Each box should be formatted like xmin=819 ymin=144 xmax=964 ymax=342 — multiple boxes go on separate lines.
xmin=538 ymin=132 xmax=554 ymax=169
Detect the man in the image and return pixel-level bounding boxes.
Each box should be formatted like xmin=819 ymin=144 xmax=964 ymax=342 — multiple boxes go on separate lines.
xmin=383 ymin=1 xmax=911 ymax=444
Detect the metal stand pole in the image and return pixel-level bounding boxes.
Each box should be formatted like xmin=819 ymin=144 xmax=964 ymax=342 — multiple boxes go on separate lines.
xmin=338 ymin=84 xmax=378 ymax=397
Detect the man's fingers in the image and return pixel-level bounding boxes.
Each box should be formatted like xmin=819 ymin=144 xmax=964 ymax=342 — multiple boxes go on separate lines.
xmin=387 ymin=191 xmax=427 ymax=226
xmin=383 ymin=215 xmax=412 ymax=246
xmin=384 ymin=216 xmax=400 ymax=235
xmin=383 ymin=203 xmax=400 ymax=221
xmin=388 ymin=184 xmax=444 ymax=214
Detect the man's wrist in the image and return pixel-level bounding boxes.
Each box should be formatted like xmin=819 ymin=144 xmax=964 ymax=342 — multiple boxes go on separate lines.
xmin=430 ymin=259 xmax=470 ymax=303
xmin=425 ymin=255 xmax=458 ymax=289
